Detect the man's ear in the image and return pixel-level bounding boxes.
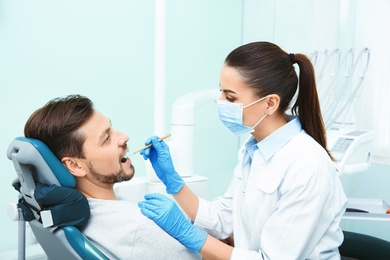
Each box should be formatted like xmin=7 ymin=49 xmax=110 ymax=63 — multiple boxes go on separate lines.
xmin=61 ymin=157 xmax=87 ymax=177
xmin=265 ymin=94 xmax=280 ymax=115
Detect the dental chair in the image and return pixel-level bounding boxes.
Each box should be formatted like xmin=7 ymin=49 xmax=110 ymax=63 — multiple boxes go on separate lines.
xmin=7 ymin=137 xmax=108 ymax=260
xmin=340 ymin=230 xmax=390 ymax=260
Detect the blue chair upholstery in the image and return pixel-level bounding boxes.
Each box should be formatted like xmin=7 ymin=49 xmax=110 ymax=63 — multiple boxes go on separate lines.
xmin=7 ymin=137 xmax=108 ymax=260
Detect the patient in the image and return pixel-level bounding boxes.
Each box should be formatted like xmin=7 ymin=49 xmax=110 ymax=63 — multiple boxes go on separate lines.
xmin=24 ymin=94 xmax=200 ymax=260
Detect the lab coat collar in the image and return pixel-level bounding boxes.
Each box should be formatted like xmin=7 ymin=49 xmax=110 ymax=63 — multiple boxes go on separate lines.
xmin=248 ymin=115 xmax=302 ymax=161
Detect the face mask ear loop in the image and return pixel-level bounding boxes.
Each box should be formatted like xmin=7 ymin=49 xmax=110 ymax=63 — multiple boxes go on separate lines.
xmin=251 ymin=113 xmax=268 ymax=130
xmin=243 ymin=96 xmax=268 ymax=109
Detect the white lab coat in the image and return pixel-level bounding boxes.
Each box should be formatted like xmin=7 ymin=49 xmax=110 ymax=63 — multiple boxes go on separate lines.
xmin=194 ymin=117 xmax=347 ymax=260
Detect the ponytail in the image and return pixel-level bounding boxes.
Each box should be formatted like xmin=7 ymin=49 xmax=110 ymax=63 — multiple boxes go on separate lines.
xmin=292 ymin=54 xmax=333 ymax=160
xmin=224 ymin=42 xmax=333 ymax=160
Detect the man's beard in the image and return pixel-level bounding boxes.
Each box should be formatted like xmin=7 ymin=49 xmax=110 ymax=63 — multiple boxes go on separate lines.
xmin=88 ymin=162 xmax=135 ymax=184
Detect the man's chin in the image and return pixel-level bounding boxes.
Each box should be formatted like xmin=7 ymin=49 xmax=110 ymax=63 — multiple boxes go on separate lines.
xmin=124 ymin=172 xmax=135 ymax=182
xmin=119 ymin=166 xmax=135 ymax=183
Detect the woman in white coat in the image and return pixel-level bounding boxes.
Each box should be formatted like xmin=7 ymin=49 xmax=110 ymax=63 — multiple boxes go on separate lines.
xmin=138 ymin=41 xmax=348 ymax=260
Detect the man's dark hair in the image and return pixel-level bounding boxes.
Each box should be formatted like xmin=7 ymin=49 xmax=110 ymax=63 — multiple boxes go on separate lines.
xmin=24 ymin=94 xmax=94 ymax=160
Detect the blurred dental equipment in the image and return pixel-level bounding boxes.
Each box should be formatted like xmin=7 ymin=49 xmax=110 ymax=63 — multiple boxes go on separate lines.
xmin=311 ymin=48 xmax=373 ymax=175
xmin=169 ymin=89 xmax=219 ymax=178
xmin=312 ymin=48 xmax=390 ymax=222
xmin=130 ymin=133 xmax=171 ymax=155
xmin=320 ymin=48 xmax=370 ymax=129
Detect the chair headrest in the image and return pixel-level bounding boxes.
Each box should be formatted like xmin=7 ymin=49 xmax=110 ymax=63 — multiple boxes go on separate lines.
xmin=8 ymin=137 xmax=90 ymax=228
xmin=7 ymin=137 xmax=76 ymax=188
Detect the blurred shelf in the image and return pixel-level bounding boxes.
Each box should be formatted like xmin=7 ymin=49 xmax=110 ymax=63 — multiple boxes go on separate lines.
xmin=343 ymin=198 xmax=390 ymax=221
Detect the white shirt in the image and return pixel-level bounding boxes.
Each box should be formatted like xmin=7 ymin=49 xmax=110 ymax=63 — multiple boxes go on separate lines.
xmin=195 ymin=116 xmax=347 ymax=260
xmin=81 ymin=199 xmax=201 ymax=260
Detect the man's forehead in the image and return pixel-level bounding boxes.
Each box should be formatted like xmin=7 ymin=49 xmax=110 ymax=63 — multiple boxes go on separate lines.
xmin=80 ymin=110 xmax=112 ymax=143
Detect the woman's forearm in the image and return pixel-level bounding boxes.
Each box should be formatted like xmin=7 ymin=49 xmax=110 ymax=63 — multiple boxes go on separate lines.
xmin=173 ymin=184 xmax=199 ymax=220
xmin=173 ymin=185 xmax=234 ymax=259
xmin=200 ymin=235 xmax=233 ymax=260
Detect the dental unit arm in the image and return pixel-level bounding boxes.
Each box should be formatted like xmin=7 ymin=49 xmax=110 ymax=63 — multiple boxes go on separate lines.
xmin=169 ymin=89 xmax=220 ymax=178
xmin=328 ymin=129 xmax=374 ymax=174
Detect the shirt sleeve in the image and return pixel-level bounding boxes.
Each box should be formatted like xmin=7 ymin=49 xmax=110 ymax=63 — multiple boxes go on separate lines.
xmin=194 ymin=175 xmax=239 ymax=239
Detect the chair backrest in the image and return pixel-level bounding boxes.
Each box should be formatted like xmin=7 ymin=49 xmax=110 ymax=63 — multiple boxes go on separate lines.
xmin=340 ymin=230 xmax=390 ymax=259
xmin=7 ymin=137 xmax=108 ymax=260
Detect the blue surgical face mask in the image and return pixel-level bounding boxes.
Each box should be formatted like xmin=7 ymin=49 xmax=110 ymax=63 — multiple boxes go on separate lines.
xmin=217 ymin=96 xmax=268 ymax=135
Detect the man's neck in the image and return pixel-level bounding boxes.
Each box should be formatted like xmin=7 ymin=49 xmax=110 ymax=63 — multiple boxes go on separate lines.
xmin=75 ymin=180 xmax=117 ymax=200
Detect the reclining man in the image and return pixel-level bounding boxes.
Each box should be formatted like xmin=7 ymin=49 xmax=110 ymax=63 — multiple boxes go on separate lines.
xmin=24 ymin=94 xmax=201 ymax=259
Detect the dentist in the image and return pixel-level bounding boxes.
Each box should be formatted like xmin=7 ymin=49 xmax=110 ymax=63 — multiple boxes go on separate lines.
xmin=139 ymin=41 xmax=348 ymax=260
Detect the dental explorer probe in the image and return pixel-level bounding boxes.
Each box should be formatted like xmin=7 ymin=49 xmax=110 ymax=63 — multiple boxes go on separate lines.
xmin=130 ymin=133 xmax=171 ymax=155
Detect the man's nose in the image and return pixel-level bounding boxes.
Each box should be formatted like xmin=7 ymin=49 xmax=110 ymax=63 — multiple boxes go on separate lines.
xmin=118 ymin=132 xmax=129 ymax=146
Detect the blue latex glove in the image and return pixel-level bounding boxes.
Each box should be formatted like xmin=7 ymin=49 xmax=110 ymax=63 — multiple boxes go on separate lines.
xmin=140 ymin=136 xmax=184 ymax=194
xmin=138 ymin=193 xmax=207 ymax=253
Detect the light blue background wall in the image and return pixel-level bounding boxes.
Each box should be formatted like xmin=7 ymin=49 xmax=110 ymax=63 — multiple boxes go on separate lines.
xmin=1 ymin=0 xmax=389 ymax=255
xmin=0 ymin=0 xmax=242 ymax=252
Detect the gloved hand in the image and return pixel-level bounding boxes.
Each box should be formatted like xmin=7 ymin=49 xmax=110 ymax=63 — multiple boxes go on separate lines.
xmin=138 ymin=193 xmax=207 ymax=253
xmin=140 ymin=136 xmax=184 ymax=194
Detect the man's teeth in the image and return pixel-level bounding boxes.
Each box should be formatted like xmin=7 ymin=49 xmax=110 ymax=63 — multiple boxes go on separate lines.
xmin=121 ymin=152 xmax=130 ymax=163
